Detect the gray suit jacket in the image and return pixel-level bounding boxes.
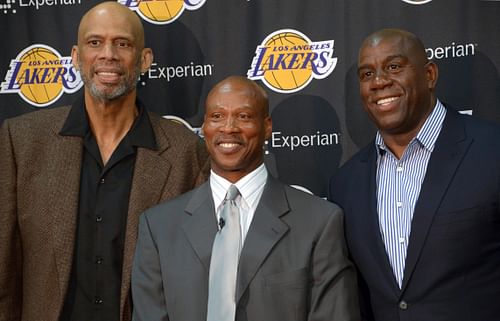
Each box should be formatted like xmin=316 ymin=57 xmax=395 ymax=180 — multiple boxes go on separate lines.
xmin=132 ymin=175 xmax=360 ymax=321
xmin=0 ymin=105 xmax=210 ymax=321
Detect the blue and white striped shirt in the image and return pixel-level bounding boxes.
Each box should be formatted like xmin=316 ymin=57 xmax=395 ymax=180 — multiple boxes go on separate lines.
xmin=375 ymin=100 xmax=446 ymax=288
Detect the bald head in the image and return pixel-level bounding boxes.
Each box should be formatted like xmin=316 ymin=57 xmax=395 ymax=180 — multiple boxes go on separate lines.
xmin=72 ymin=1 xmax=154 ymax=103
xmin=77 ymin=1 xmax=145 ymax=49
xmin=360 ymin=28 xmax=428 ymax=66
xmin=203 ymin=76 xmax=272 ymax=182
xmin=356 ymin=28 xmax=439 ymax=145
xmin=206 ymin=76 xmax=269 ymax=116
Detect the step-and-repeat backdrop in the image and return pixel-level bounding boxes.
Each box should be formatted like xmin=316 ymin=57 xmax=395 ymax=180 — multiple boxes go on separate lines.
xmin=1 ymin=0 xmax=499 ymax=197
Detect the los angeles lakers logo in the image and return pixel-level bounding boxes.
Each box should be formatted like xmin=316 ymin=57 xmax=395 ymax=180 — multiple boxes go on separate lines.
xmin=247 ymin=29 xmax=337 ymax=93
xmin=0 ymin=44 xmax=82 ymax=107
xmin=119 ymin=0 xmax=207 ymax=25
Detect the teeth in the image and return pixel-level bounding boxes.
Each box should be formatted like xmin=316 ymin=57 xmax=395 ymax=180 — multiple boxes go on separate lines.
xmin=220 ymin=143 xmax=238 ymax=148
xmin=98 ymin=72 xmax=118 ymax=75
xmin=377 ymin=97 xmax=398 ymax=105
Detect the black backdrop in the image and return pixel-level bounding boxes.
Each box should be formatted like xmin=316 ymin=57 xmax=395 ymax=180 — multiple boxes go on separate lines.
xmin=1 ymin=0 xmax=499 ymax=197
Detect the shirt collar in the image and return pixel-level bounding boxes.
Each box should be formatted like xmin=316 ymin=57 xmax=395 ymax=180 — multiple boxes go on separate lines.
xmin=210 ymin=163 xmax=268 ymax=210
xmin=59 ymin=96 xmax=157 ymax=150
xmin=375 ymin=99 xmax=446 ymax=154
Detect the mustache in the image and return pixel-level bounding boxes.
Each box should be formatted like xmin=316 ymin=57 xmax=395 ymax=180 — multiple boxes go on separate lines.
xmin=92 ymin=64 xmax=125 ymax=74
xmin=214 ymin=134 xmax=244 ymax=145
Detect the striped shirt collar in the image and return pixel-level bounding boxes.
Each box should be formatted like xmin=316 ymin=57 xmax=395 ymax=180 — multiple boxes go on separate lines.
xmin=375 ymin=99 xmax=447 ymax=154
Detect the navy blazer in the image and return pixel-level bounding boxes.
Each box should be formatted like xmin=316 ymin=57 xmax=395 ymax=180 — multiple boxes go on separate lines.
xmin=329 ymin=108 xmax=500 ymax=321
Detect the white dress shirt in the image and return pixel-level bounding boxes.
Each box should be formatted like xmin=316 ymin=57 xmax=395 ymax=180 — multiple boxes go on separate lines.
xmin=210 ymin=163 xmax=268 ymax=243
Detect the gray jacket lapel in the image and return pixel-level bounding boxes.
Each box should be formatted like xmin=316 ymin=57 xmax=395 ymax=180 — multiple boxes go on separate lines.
xmin=182 ymin=182 xmax=218 ymax=271
xmin=235 ymin=176 xmax=290 ymax=303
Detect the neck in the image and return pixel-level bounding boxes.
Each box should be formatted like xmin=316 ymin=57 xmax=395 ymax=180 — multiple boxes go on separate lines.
xmin=381 ymin=97 xmax=437 ymax=159
xmin=84 ymin=91 xmax=139 ymax=165
xmin=380 ymin=132 xmax=416 ymax=160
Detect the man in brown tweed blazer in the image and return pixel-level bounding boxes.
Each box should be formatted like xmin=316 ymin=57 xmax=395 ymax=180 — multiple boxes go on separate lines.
xmin=0 ymin=2 xmax=209 ymax=321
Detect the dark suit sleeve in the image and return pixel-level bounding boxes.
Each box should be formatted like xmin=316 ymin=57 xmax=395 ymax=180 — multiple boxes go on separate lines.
xmin=328 ymin=176 xmax=373 ymax=321
xmin=0 ymin=120 xmax=22 ymax=321
xmin=308 ymin=207 xmax=361 ymax=321
xmin=132 ymin=214 xmax=170 ymax=321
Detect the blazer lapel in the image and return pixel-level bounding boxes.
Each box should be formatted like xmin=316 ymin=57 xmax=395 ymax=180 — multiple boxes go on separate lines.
xmin=120 ymin=119 xmax=173 ymax=318
xmin=182 ymin=182 xmax=218 ymax=271
xmin=401 ymin=111 xmax=472 ymax=292
xmin=51 ymin=138 xmax=83 ymax=300
xmin=358 ymin=146 xmax=401 ymax=294
xmin=235 ymin=176 xmax=290 ymax=303
xmin=47 ymin=110 xmax=83 ymax=301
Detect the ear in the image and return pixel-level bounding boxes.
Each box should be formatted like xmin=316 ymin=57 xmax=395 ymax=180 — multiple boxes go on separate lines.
xmin=140 ymin=48 xmax=154 ymax=73
xmin=425 ymin=61 xmax=438 ymax=90
xmin=264 ymin=115 xmax=273 ymax=140
xmin=71 ymin=45 xmax=80 ymax=70
xmin=200 ymin=121 xmax=205 ymax=137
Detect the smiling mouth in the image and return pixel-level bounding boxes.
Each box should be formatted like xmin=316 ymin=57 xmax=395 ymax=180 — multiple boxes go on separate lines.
xmin=377 ymin=96 xmax=399 ymax=105
xmin=96 ymin=71 xmax=121 ymax=82
xmin=219 ymin=142 xmax=240 ymax=148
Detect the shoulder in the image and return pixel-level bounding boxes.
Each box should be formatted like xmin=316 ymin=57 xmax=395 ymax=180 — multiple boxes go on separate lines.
xmin=1 ymin=106 xmax=71 ymax=144
xmin=443 ymin=110 xmax=500 ymax=155
xmin=2 ymin=106 xmax=70 ymax=132
xmin=327 ymin=143 xmax=375 ymax=204
xmin=460 ymin=113 xmax=500 ymax=139
xmin=143 ymin=182 xmax=208 ymax=222
xmin=275 ymin=180 xmax=343 ymax=219
xmin=334 ymin=143 xmax=374 ymax=181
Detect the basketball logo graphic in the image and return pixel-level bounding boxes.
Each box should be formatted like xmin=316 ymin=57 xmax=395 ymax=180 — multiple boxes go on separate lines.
xmin=163 ymin=115 xmax=202 ymax=136
xmin=119 ymin=0 xmax=207 ymax=25
xmin=259 ymin=32 xmax=312 ymax=92
xmin=0 ymin=44 xmax=82 ymax=107
xmin=248 ymin=29 xmax=337 ymax=94
xmin=401 ymin=0 xmax=432 ymax=4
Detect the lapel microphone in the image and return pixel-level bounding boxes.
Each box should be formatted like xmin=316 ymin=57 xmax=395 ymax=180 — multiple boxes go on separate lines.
xmin=218 ymin=217 xmax=225 ymax=230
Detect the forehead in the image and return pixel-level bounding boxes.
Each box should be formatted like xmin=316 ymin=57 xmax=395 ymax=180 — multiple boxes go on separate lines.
xmin=207 ymin=84 xmax=261 ymax=110
xmin=358 ymin=36 xmax=412 ymax=64
xmin=79 ymin=8 xmax=138 ymax=41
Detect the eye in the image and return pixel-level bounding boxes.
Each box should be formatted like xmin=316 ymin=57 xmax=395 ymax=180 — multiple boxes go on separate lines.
xmin=116 ymin=40 xmax=130 ymax=48
xmin=88 ymin=40 xmax=100 ymax=47
xmin=239 ymin=113 xmax=251 ymax=120
xmin=359 ymin=70 xmax=373 ymax=81
xmin=387 ymin=64 xmax=401 ymax=72
xmin=210 ymin=112 xmax=223 ymax=120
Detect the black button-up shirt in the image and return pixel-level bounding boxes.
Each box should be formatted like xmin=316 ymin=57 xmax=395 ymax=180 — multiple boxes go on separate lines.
xmin=59 ymin=98 xmax=156 ymax=321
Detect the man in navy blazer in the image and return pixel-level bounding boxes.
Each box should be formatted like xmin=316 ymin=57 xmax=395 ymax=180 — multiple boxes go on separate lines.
xmin=328 ymin=28 xmax=500 ymax=321
xmin=132 ymin=76 xmax=360 ymax=321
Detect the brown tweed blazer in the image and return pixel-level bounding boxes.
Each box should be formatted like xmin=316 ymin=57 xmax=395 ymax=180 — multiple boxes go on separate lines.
xmin=0 ymin=106 xmax=210 ymax=321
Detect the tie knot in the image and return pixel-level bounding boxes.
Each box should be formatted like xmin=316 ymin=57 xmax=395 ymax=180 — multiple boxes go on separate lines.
xmin=225 ymin=185 xmax=240 ymax=201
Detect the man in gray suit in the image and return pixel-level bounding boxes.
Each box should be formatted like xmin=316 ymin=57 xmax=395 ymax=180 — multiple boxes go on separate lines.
xmin=0 ymin=3 xmax=208 ymax=321
xmin=131 ymin=75 xmax=360 ymax=321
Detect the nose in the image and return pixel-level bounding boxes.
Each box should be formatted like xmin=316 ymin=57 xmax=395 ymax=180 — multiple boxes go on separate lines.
xmin=99 ymin=43 xmax=118 ymax=60
xmin=219 ymin=115 xmax=240 ymax=133
xmin=370 ymin=69 xmax=392 ymax=89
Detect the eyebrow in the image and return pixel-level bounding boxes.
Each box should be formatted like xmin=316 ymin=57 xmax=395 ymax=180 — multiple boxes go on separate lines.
xmin=358 ymin=54 xmax=408 ymax=72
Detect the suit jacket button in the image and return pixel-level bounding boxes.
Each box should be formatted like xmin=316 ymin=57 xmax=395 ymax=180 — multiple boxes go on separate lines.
xmin=399 ymin=300 xmax=408 ymax=310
